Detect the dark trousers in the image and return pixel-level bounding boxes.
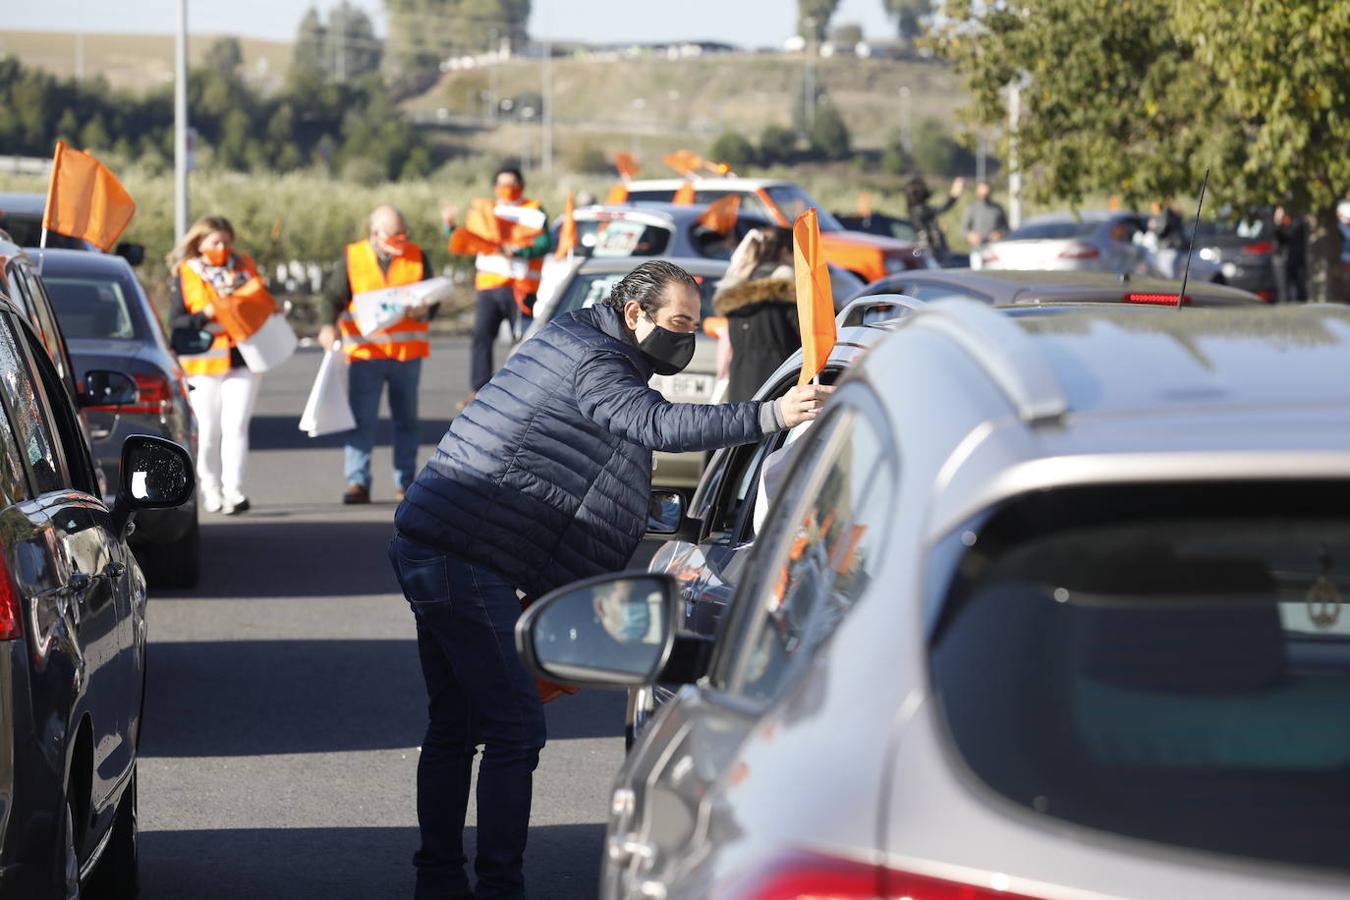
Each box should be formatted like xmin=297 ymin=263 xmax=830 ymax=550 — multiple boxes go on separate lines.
xmin=471 ymin=287 xmax=522 ymax=392
xmin=389 ymin=532 xmax=546 ymax=900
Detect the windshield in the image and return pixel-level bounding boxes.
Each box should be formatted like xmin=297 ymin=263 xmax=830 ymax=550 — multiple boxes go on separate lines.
xmin=44 ymin=275 xmax=144 ymax=341
xmin=930 ymin=481 xmax=1350 ymax=875
xmin=571 ymin=218 xmax=672 ymax=258
xmin=1005 ymin=221 xmax=1099 ymax=241
xmin=556 ymin=271 xmax=720 ymax=319
xmin=763 ymin=185 xmax=845 ymax=232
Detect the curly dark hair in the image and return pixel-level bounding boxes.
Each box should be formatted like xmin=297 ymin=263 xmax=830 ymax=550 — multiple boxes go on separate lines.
xmin=602 ymin=260 xmax=699 ymax=318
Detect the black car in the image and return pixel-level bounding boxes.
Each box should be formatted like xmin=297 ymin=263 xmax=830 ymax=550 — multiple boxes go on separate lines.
xmin=1189 ymin=218 xmax=1279 ymax=302
xmin=0 ymin=272 xmax=194 ymax=895
xmin=38 ymin=249 xmax=200 ymax=588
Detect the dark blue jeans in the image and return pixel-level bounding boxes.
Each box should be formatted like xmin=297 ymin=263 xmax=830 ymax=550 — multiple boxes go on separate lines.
xmin=389 ymin=532 xmax=546 ymax=900
xmin=471 ymin=287 xmax=526 ymax=391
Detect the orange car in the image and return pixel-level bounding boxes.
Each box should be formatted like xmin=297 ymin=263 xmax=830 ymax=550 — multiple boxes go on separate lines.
xmin=622 ymin=177 xmax=932 ymax=282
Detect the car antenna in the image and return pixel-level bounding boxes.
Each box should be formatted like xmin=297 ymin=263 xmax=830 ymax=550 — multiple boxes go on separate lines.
xmin=1175 ymin=167 xmax=1211 ymax=309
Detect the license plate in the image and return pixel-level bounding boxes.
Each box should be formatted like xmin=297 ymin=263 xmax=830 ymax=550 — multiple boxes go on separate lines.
xmin=654 ymin=373 xmax=713 ymax=401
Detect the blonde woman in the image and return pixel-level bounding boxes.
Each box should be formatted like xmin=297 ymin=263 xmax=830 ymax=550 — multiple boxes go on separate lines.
xmin=167 ymin=216 xmax=263 ymax=515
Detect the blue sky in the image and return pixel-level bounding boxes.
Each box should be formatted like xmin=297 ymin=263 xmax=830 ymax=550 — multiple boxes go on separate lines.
xmin=7 ymin=0 xmax=898 ymax=45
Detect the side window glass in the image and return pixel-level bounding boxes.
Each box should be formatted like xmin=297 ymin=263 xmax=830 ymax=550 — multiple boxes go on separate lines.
xmin=22 ymin=327 xmax=96 ymax=497
xmin=21 ymin=269 xmax=72 ymax=386
xmin=726 ymin=408 xmax=894 ymax=704
xmin=0 ymin=396 xmax=31 ymax=505
xmin=0 ymin=313 xmax=68 ymax=494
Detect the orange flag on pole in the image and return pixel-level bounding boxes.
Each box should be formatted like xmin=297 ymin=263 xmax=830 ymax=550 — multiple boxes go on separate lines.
xmin=672 ymin=182 xmax=697 ymax=205
xmin=605 ymin=183 xmax=629 ymax=205
xmin=857 ymin=191 xmax=872 ymax=218
xmin=697 ymin=194 xmax=740 ymax=233
xmin=792 ymin=208 xmax=836 ymax=386
xmin=615 ymin=152 xmax=639 ymax=181
xmin=42 ymin=140 xmax=136 ymax=252
xmin=663 ymin=149 xmax=705 ymax=177
xmin=554 ymin=191 xmax=577 ymax=260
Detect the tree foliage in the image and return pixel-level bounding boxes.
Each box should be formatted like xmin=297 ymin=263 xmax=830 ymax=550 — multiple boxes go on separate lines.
xmin=798 ymin=0 xmax=841 ymax=41
xmin=384 ymin=0 xmax=530 ymax=96
xmin=710 ymin=130 xmax=758 ymax=170
xmin=881 ymin=0 xmax=932 ymax=45
xmin=809 ymin=103 xmax=852 ymax=161
xmin=935 ymin=0 xmax=1349 ymax=300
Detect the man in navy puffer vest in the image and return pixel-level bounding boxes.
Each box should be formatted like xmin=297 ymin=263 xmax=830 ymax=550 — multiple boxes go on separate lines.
xmin=390 ymin=260 xmax=828 ymax=899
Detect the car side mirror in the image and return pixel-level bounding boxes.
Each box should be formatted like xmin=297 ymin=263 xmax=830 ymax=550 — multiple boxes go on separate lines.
xmin=114 ymin=242 xmax=146 ymax=267
xmin=110 ymin=435 xmax=195 ymax=538
xmin=647 ymin=489 xmax=684 ymax=535
xmin=170 ymin=327 xmax=214 ymax=356
xmin=80 ymin=370 xmax=138 ymax=408
xmin=516 ymin=573 xmax=677 ymax=688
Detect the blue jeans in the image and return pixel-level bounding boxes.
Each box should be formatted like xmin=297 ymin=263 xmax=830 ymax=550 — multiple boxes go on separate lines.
xmin=471 ymin=288 xmax=521 ymax=392
xmin=345 ymin=357 xmax=421 ymax=491
xmin=389 ymin=532 xmax=546 ymax=900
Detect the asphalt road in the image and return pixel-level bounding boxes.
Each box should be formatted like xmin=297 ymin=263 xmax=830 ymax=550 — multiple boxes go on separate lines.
xmin=138 ymin=338 xmax=626 ymax=899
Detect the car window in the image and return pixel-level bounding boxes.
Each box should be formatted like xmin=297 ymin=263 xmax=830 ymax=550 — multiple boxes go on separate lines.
xmin=0 ymin=388 xmax=32 ymax=505
xmin=691 ymin=190 xmax=776 ymax=222
xmin=44 ymin=275 xmax=144 ymax=341
xmin=575 ymin=219 xmax=672 ymax=258
xmin=7 ymin=263 xmax=71 ymax=385
xmin=722 ymin=405 xmax=895 ymax=703
xmin=761 ymin=186 xmax=845 ymax=232
xmin=22 ymin=323 xmax=99 ymax=497
xmin=0 ymin=312 xmax=68 ymax=495
xmin=555 ymin=271 xmax=719 ymax=319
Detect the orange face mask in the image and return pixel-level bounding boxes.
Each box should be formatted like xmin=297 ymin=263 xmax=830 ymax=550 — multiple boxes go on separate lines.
xmin=202 ymin=246 xmax=230 ymax=267
xmin=496 ymin=184 xmax=523 ymax=203
xmin=381 ymin=233 xmax=409 ymax=257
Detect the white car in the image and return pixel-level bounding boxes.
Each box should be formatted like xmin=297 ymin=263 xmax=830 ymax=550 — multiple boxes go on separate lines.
xmin=519 ymin=301 xmax=1350 ymax=900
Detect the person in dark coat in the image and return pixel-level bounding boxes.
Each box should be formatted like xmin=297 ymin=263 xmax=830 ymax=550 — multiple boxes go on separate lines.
xmin=1272 ymin=205 xmax=1309 ymax=303
xmin=390 ymin=259 xmax=828 ymax=900
xmin=905 ymin=175 xmax=965 ymax=264
xmin=713 ymin=226 xmax=801 ymax=402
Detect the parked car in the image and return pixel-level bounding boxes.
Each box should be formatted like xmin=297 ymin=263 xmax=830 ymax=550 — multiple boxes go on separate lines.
xmin=0 ymin=272 xmax=196 ymax=897
xmin=0 ymin=192 xmax=145 ymax=265
xmin=834 ymin=212 xmax=918 ymax=245
xmin=847 ymin=268 xmax=1265 ymax=309
xmin=622 ymin=177 xmax=932 ymax=281
xmin=1191 ymin=218 xmax=1279 ymax=301
xmin=519 ymin=301 xmax=1350 ymax=900
xmin=38 ymin=248 xmax=200 ymax=588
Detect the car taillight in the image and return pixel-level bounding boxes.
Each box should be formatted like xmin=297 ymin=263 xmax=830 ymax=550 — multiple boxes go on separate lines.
xmin=1256 ymin=289 xmax=1275 ymax=302
xmin=703 ymin=316 xmax=728 ymax=339
xmin=739 ymin=851 xmax=1043 ymax=900
xmin=90 ymin=372 xmax=174 ymax=416
xmin=1242 ymin=241 xmax=1275 ymax=255
xmin=1057 ymin=242 xmax=1100 ymax=260
xmin=0 ymin=552 xmax=21 ymax=641
xmin=1124 ymin=292 xmax=1189 ymax=306
xmin=981 ymin=249 xmax=999 ymax=264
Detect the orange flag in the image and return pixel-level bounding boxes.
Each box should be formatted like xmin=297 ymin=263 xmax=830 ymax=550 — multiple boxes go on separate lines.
xmin=792 ymin=208 xmax=836 ymax=386
xmin=857 ymin=191 xmax=872 ymax=218
xmin=697 ymin=194 xmax=740 ymax=233
xmin=673 ymin=182 xmax=697 ymax=205
xmin=615 ymin=152 xmax=639 ymax=181
xmin=42 ymin=140 xmax=136 ymax=252
xmin=605 ymin=183 xmax=629 ymax=205
xmin=554 ymin=191 xmax=577 ymax=260
xmin=664 ymin=149 xmax=705 ymax=176
xmin=448 ymin=198 xmax=504 ymax=255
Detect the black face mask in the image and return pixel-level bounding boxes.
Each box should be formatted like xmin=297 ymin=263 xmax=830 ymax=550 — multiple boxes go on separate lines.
xmin=636 ymin=319 xmax=696 ymax=376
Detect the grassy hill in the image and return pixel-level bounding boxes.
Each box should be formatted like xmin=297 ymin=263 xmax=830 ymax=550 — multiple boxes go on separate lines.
xmin=0 ymin=30 xmax=291 ymax=94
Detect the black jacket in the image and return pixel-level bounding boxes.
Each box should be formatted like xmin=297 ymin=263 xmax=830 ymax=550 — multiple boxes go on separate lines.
xmin=715 ymin=278 xmax=800 ymax=403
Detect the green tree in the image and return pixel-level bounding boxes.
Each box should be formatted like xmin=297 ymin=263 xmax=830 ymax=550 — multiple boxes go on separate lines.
xmin=882 ymin=0 xmax=931 ymax=47
xmin=710 ymin=129 xmax=757 ymax=170
xmin=830 ymin=23 xmax=864 ymax=49
xmin=78 ymin=115 xmax=110 ymax=152
xmin=935 ymin=0 xmax=1347 ymax=301
xmin=759 ymin=123 xmax=798 ymax=166
xmin=293 ymin=7 xmax=327 ymax=78
xmin=880 ymin=128 xmax=913 ymax=176
xmin=798 ymin=0 xmax=841 ymax=41
xmin=205 ymin=37 xmax=243 ymax=74
xmin=911 ymin=118 xmax=972 ymax=176
xmin=808 ymin=103 xmax=851 ymax=161
xmin=55 ymin=108 xmax=80 ymax=143
xmin=326 ymin=2 xmax=382 ymax=81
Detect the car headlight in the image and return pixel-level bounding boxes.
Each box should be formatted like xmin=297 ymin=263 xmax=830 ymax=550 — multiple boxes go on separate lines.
xmin=1198 ymin=247 xmax=1217 ymax=262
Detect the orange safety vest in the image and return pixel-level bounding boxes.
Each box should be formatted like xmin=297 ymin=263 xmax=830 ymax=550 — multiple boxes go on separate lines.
xmin=177 ymin=254 xmax=259 ymax=377
xmin=341 ymin=239 xmax=430 ymax=362
xmin=473 ymin=198 xmax=545 ymax=312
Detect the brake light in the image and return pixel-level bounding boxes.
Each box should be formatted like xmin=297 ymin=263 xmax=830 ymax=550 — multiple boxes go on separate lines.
xmin=1256 ymin=289 xmax=1275 ymax=302
xmin=703 ymin=315 xmax=728 ymax=339
xmin=740 ymin=851 xmax=1044 ymax=900
xmin=1124 ymin=292 xmax=1189 ymax=306
xmin=1057 ymin=242 xmax=1100 ymax=260
xmin=1242 ymin=241 xmax=1275 ymax=255
xmin=981 ymin=249 xmax=999 ymax=264
xmin=0 ymin=552 xmax=21 ymax=641
xmin=89 ymin=372 xmax=174 ymax=416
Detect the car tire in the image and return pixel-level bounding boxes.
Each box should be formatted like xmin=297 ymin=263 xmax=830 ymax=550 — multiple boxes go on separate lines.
xmin=138 ymin=511 xmax=199 ymax=590
xmin=55 ymin=793 xmax=79 ymax=900
xmin=84 ymin=768 xmax=138 ymax=900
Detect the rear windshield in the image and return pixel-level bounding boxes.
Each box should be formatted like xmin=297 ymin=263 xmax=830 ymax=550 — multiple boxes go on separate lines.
xmin=573 ymin=219 xmax=672 ymax=258
xmin=930 ymin=481 xmax=1350 ymax=875
xmin=1005 ymin=221 xmax=1098 ymax=241
xmin=556 ymin=271 xmax=719 ymax=319
xmin=44 ymin=275 xmax=144 ymax=341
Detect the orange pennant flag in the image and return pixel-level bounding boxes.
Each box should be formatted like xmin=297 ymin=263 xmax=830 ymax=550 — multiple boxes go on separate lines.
xmin=615 ymin=152 xmax=640 ymax=181
xmin=663 ymin=149 xmax=705 ymax=177
xmin=42 ymin=140 xmax=136 ymax=252
xmin=697 ymin=194 xmax=740 ymax=234
xmin=555 ymin=191 xmax=577 ymax=260
xmin=448 ymin=198 xmax=504 ymax=255
xmin=673 ymin=182 xmax=697 ymax=206
xmin=605 ymin=183 xmax=629 ymax=205
xmin=792 ymin=208 xmax=836 ymax=386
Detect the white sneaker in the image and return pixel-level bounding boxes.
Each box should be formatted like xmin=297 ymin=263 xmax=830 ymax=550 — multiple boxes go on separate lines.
xmin=202 ymin=489 xmax=223 ymax=513
xmin=222 ymin=493 xmax=250 ymax=516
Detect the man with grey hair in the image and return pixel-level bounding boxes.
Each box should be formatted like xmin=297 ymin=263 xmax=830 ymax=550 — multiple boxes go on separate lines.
xmin=319 ymin=205 xmax=434 ymax=504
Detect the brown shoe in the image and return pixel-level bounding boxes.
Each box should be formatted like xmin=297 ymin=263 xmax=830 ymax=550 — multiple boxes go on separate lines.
xmin=342 ymin=484 xmax=370 ymax=505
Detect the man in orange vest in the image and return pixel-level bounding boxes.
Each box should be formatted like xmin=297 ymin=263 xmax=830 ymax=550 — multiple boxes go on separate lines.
xmin=442 ymin=166 xmax=551 ymax=406
xmin=318 ymin=206 xmax=434 ymax=505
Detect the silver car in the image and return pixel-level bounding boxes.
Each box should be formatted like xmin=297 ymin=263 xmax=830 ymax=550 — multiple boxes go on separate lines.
xmin=979 ymin=211 xmax=1154 ymax=274
xmin=519 ymin=301 xmax=1350 ymax=900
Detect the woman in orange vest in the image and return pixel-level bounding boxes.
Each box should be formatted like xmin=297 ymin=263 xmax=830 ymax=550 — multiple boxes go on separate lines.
xmin=167 ymin=215 xmax=263 ymax=515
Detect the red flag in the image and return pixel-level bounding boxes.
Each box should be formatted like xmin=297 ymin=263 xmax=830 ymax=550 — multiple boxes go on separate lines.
xmin=792 ymin=208 xmax=836 ymax=386
xmin=554 ymin=191 xmax=577 ymax=260
xmin=42 ymin=140 xmax=136 ymax=252
xmin=697 ymin=195 xmax=740 ymax=234
xmin=663 ymin=149 xmax=705 ymax=177
xmin=672 ymin=182 xmax=697 ymax=206
xmin=615 ymin=152 xmax=640 ymax=181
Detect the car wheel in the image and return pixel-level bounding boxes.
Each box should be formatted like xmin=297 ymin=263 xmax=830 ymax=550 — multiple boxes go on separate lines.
xmin=55 ymin=794 xmax=79 ymax=900
xmin=138 ymin=510 xmax=199 ymax=590
xmin=84 ymin=768 xmax=138 ymax=899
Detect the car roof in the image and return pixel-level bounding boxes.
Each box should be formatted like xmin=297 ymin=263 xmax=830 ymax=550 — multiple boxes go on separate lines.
xmin=23 ymin=247 xmax=136 ymax=277
xmin=575 ymin=256 xmax=729 ymax=276
xmin=0 ymin=193 xmax=45 ymax=217
xmin=624 ymin=177 xmax=791 ymax=191
xmin=859 ymin=269 xmax=1263 ymax=307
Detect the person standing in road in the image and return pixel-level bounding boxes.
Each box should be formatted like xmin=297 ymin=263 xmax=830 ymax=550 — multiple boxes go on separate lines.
xmin=962 ymin=181 xmax=1009 ymax=252
xmin=390 ymin=260 xmax=828 ymax=900
xmin=442 ymin=167 xmax=551 ymax=408
xmin=318 ymin=206 xmax=434 ymax=505
xmin=1272 ymin=205 xmax=1309 ymax=303
xmin=905 ymin=175 xmax=965 ymax=264
xmin=168 ymin=215 xmax=264 ymax=516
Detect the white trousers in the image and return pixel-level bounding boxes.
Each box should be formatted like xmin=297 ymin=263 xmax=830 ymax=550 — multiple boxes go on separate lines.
xmin=188 ymin=368 xmax=262 ymax=499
